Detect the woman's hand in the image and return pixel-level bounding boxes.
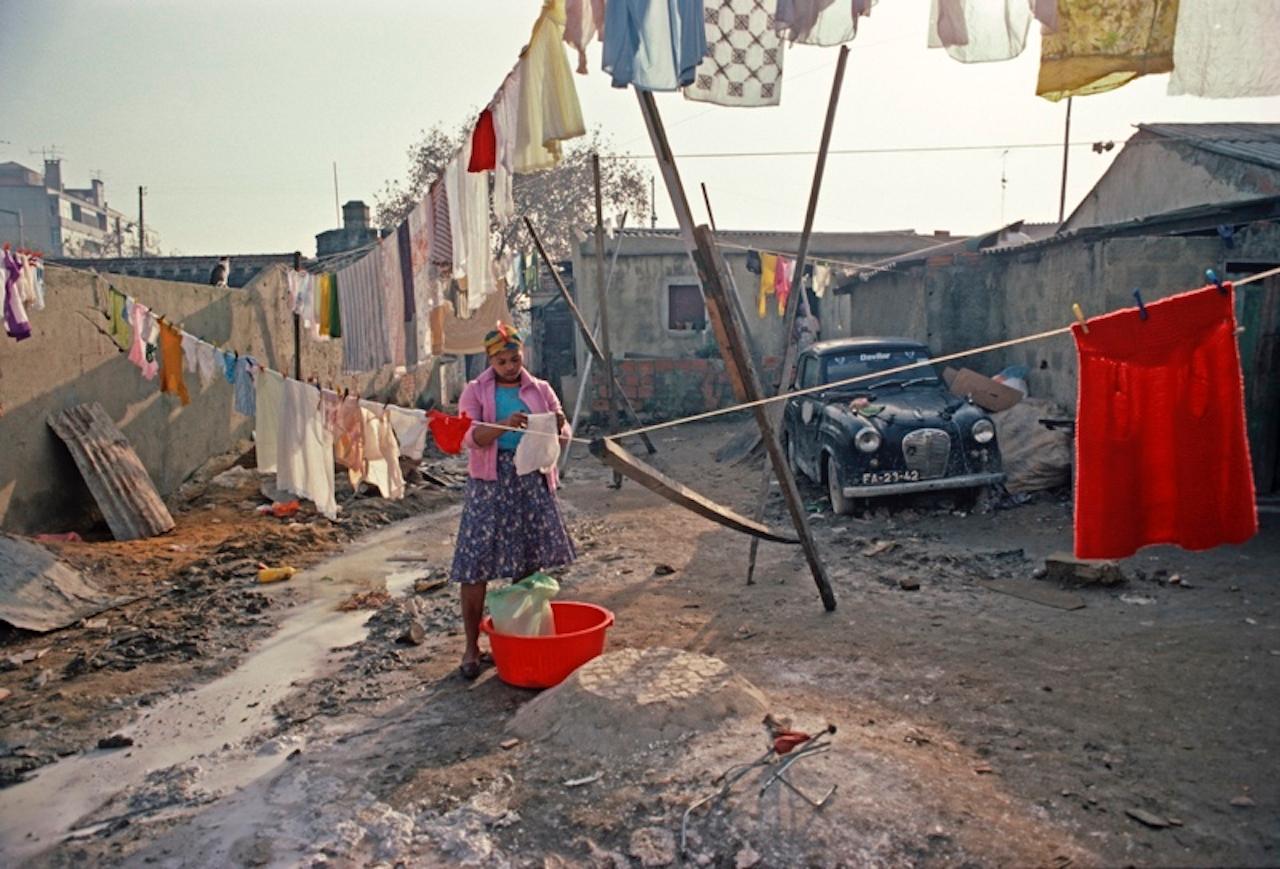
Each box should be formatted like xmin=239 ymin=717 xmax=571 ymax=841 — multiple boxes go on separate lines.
xmin=555 ymin=411 xmax=566 ymax=433
xmin=504 ymin=412 xmax=528 ymax=431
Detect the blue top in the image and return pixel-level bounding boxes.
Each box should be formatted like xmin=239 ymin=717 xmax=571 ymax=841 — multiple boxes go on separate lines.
xmin=494 ymin=385 xmax=529 ymax=451
xmin=602 ymin=0 xmax=706 ymax=92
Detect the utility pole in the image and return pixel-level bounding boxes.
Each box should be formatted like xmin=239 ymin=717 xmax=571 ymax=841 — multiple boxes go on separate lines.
xmin=292 ymin=251 xmax=304 ymax=381
xmin=137 ymin=186 xmax=145 ymax=257
xmin=1057 ymin=97 xmax=1072 ymax=224
xmin=332 ymin=162 xmax=341 ymax=225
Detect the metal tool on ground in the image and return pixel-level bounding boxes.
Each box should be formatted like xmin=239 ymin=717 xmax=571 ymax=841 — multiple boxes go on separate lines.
xmin=680 ymin=717 xmax=838 ymax=856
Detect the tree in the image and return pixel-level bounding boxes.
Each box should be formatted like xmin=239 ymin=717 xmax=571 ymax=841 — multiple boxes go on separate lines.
xmin=374 ymin=124 xmax=651 ymax=266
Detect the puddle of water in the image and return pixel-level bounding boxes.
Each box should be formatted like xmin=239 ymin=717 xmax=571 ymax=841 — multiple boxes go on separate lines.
xmin=0 ymin=508 xmax=457 ymax=863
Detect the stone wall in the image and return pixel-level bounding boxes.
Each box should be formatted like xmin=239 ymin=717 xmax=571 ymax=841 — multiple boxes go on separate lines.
xmin=585 ymin=356 xmax=783 ymax=421
xmin=0 ymin=263 xmax=444 ymax=534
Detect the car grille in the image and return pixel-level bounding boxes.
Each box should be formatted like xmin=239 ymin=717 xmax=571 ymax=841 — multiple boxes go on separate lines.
xmin=901 ymin=429 xmax=951 ymax=479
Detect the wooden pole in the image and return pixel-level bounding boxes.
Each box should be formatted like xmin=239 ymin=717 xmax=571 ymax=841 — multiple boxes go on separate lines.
xmin=636 ymin=91 xmax=834 ymax=610
xmin=292 ymin=251 xmax=304 ymax=381
xmin=523 ymin=216 xmax=657 ymax=455
xmin=746 ymin=44 xmax=850 ymax=585
xmin=593 ymin=154 xmax=623 ymax=487
xmin=1058 ymin=96 xmax=1072 ymax=223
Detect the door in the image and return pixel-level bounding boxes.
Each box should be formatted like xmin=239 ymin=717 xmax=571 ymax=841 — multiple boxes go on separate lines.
xmin=795 ymin=354 xmax=826 ymax=478
xmin=1239 ymin=274 xmax=1280 ymax=493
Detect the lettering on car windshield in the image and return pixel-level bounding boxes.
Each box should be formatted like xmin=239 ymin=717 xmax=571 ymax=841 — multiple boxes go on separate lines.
xmin=859 ymin=352 xmax=891 ymax=362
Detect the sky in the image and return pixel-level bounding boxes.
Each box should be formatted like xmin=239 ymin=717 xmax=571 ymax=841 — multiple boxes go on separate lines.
xmin=2 ymin=0 xmax=1278 ymax=257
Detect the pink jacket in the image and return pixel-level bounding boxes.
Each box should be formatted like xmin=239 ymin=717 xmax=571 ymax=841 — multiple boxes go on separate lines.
xmin=459 ymin=367 xmax=570 ymax=491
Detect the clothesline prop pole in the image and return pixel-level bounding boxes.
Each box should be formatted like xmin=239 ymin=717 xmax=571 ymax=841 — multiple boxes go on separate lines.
xmin=637 ymin=90 xmax=836 ymax=612
xmin=562 ymin=211 xmax=630 ymax=476
xmin=522 ymin=216 xmax=658 ymax=455
xmin=746 ymin=44 xmax=851 ymax=587
xmin=291 ymin=251 xmax=303 ymax=381
xmin=593 ymin=153 xmax=624 ymax=488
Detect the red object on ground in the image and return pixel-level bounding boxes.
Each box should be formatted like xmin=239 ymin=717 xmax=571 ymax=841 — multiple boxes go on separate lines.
xmin=428 ymin=410 xmax=472 ymax=455
xmin=34 ymin=532 xmax=82 ymax=543
xmin=467 ymin=109 xmax=497 ymax=172
xmin=481 ymin=601 xmax=615 ymax=689
xmin=772 ymin=730 xmax=812 ymax=755
xmin=1072 ymin=283 xmax=1258 ymax=558
xmin=257 ymin=500 xmax=301 ymax=519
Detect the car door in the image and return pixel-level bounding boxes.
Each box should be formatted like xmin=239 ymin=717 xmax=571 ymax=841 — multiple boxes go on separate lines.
xmin=794 ymin=354 xmax=825 ymax=479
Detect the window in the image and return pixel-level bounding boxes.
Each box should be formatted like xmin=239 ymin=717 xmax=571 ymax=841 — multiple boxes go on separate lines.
xmin=799 ymin=356 xmax=822 ymax=389
xmin=667 ymin=282 xmax=706 ymax=331
xmin=822 ymin=347 xmax=939 ymax=388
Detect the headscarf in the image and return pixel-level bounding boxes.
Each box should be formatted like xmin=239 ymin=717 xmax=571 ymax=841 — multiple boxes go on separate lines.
xmin=484 ymin=322 xmax=523 ymax=357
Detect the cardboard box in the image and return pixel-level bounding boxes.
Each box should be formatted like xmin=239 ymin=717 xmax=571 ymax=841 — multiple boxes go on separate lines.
xmin=943 ymin=367 xmax=1023 ymax=412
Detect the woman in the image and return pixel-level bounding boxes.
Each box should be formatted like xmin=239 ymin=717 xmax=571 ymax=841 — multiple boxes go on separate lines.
xmin=450 ymin=324 xmax=576 ymax=679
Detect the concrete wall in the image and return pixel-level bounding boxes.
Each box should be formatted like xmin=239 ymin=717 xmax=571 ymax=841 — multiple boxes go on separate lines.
xmin=830 ymin=222 xmax=1280 ymax=410
xmin=0 ymin=263 xmax=441 ymax=534
xmin=1065 ymin=137 xmax=1280 ymax=232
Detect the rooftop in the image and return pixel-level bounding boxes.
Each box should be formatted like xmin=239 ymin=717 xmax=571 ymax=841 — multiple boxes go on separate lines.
xmin=1139 ymin=122 xmax=1280 ymax=171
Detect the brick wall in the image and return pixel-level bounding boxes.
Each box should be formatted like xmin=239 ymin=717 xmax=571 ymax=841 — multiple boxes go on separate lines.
xmin=586 ymin=356 xmax=783 ymax=421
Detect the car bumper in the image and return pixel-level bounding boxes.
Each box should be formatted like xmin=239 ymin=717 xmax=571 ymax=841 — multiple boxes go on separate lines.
xmin=843 ymin=472 xmax=1005 ymax=498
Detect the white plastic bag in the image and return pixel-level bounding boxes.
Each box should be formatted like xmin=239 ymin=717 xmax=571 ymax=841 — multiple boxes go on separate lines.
xmin=486 ymin=572 xmax=559 ymax=636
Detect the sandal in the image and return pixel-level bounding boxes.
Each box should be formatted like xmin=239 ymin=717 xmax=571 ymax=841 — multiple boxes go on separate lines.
xmin=459 ymin=661 xmax=482 ymax=680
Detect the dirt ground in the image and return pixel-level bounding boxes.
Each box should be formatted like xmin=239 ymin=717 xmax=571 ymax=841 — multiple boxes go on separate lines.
xmin=2 ymin=419 xmax=1277 ymax=867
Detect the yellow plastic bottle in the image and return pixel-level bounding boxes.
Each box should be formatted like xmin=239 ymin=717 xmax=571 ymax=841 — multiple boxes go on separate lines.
xmin=257 ymin=566 xmax=298 ymax=584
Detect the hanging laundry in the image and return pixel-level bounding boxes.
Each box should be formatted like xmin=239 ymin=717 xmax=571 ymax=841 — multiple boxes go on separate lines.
xmin=774 ymin=255 xmax=794 ymax=315
xmin=396 ymin=222 xmax=419 ymax=367
xmin=428 ymin=410 xmax=473 ymax=455
xmin=515 ymin=0 xmax=586 ymax=172
xmin=434 ymin=292 xmax=516 ymax=355
xmin=407 ymin=196 xmax=440 ymax=359
xmin=811 ymin=263 xmax=831 ymax=298
xmin=357 ymin=406 xmax=406 ymax=500
xmin=776 ymin=0 xmax=871 ymax=46
xmin=444 ymin=147 xmax=495 ymax=312
xmin=604 ymin=0 xmax=707 ymax=92
xmin=746 ymin=249 xmax=762 ymax=275
xmin=1031 ymin=0 xmax=1058 ymax=31
xmin=758 ymin=253 xmax=777 ymax=318
xmin=127 ymin=303 xmax=160 ymax=380
xmin=1072 ymin=283 xmax=1258 ymax=559
xmin=234 ymin=355 xmax=257 ymax=417
xmin=490 ymin=70 xmax=522 ymax=222
xmin=565 ymin=0 xmax=606 ymax=73
xmin=927 ymin=0 xmax=1033 ymax=63
xmin=468 ymin=109 xmax=498 ymax=172
xmin=3 ymin=248 xmax=31 ymax=341
xmin=181 ymin=332 xmax=201 ymax=375
xmin=386 ymin=405 xmax=430 ymax=461
xmin=1037 ymin=0 xmax=1178 ymax=102
xmin=15 ymin=253 xmax=43 ymax=311
xmin=378 ymin=235 xmax=407 ymax=368
xmin=221 ymin=350 xmax=238 ymax=385
xmin=194 ymin=340 xmax=220 ymax=387
xmin=514 ymin=412 xmax=562 ymax=475
xmin=107 ymin=288 xmax=131 ymax=350
xmin=428 ymin=182 xmax=454 ymax=279
xmin=686 ymin=0 xmax=786 ymax=108
xmin=253 ymin=366 xmax=284 ymax=473
xmin=158 ymin=320 xmax=191 ymax=406
xmin=336 ymin=252 xmax=392 ymax=373
xmin=333 ymin=395 xmax=367 ymax=486
xmin=1167 ymin=0 xmax=1280 ymax=98
xmin=276 ymin=378 xmax=338 ymax=520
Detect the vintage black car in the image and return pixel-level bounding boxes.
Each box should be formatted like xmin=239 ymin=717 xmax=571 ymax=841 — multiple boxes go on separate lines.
xmin=782 ymin=338 xmax=1004 ymax=514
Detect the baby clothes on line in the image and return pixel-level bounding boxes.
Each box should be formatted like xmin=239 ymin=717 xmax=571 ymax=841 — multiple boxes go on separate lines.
xmin=194 ymin=341 xmax=220 ymax=387
xmin=358 ymin=406 xmax=405 ymax=500
xmin=128 ymin=303 xmax=160 ymax=380
xmin=3 ymin=248 xmax=31 ymax=341
xmin=1072 ymin=283 xmax=1258 ymax=559
xmin=181 ymin=332 xmax=201 ymax=374
xmin=158 ymin=321 xmax=191 ymax=406
xmin=514 ymin=412 xmax=562 ymax=475
xmin=221 ymin=350 xmax=238 ymax=384
xmin=233 ymin=356 xmax=257 ymax=417
xmin=107 ymin=289 xmax=131 ymax=350
xmin=333 ymin=396 xmax=368 ymax=488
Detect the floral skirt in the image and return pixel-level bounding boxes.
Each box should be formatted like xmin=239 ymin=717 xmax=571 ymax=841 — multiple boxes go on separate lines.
xmin=450 ymin=451 xmax=577 ymax=584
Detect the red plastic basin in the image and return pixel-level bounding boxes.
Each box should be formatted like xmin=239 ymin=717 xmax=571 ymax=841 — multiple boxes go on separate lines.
xmin=480 ymin=600 xmax=615 ymax=689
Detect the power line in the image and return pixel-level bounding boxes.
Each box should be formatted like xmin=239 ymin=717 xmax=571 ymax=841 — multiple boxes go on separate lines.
xmin=603 ymin=140 xmax=1120 ymax=161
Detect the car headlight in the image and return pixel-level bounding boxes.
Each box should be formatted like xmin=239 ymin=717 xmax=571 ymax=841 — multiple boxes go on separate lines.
xmin=854 ymin=427 xmax=882 ymax=453
xmin=972 ymin=419 xmax=995 ymax=444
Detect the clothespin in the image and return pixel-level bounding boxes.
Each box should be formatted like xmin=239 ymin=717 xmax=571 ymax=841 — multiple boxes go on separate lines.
xmin=1206 ymin=268 xmax=1228 ymax=295
xmin=1072 ymin=303 xmax=1089 ymax=334
xmin=1132 ymin=288 xmax=1148 ymax=320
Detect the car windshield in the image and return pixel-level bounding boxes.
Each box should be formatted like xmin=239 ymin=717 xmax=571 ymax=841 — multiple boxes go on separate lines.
xmin=821 ymin=347 xmax=939 ymax=389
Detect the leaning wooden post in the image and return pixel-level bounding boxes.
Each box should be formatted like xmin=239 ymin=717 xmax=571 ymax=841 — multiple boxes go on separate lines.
xmin=593 ymin=153 xmax=623 ymax=487
xmin=523 ymin=216 xmax=658 ymax=455
xmin=746 ymin=44 xmax=851 ymax=585
xmin=637 ymin=89 xmax=835 ymax=611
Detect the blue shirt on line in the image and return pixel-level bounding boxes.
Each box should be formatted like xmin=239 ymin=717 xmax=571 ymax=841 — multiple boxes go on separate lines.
xmin=494 ymin=385 xmax=529 ymax=451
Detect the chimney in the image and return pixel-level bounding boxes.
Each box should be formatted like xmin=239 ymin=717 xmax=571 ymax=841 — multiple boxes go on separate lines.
xmin=342 ymin=200 xmax=370 ymax=230
xmin=933 ymin=230 xmax=951 ymax=239
xmin=91 ymin=178 xmax=105 ymax=206
xmin=44 ymin=159 xmax=63 ymax=191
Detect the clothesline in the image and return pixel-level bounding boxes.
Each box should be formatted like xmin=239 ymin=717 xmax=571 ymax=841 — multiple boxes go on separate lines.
xmin=715 ymin=240 xmax=900 ymax=277
xmin=602 ymin=265 xmax=1280 ymax=444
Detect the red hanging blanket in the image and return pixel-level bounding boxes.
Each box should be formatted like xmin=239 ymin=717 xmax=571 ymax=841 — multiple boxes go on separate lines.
xmin=1072 ymin=282 xmax=1257 ymax=558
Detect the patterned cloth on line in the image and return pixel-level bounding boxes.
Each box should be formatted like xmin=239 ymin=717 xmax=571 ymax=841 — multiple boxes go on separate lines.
xmin=450 ymin=451 xmax=577 ymax=584
xmin=686 ymin=0 xmax=785 ymax=107
xmin=336 ymin=252 xmax=392 ymax=373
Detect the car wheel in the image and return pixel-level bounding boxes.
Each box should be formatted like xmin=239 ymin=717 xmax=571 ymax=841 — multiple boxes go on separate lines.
xmin=826 ymin=453 xmax=854 ymax=516
xmin=786 ymin=433 xmax=805 ymax=481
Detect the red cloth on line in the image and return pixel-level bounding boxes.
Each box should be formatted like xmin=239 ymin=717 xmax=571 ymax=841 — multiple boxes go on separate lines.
xmin=1072 ymin=283 xmax=1257 ymax=559
xmin=467 ymin=110 xmax=497 ymax=172
xmin=428 ymin=410 xmax=472 ymax=455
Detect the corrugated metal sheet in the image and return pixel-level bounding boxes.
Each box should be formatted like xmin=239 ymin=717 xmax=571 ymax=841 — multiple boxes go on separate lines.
xmin=47 ymin=403 xmax=175 ymax=541
xmin=0 ymin=534 xmax=125 ymax=632
xmin=1142 ymin=123 xmax=1280 ymax=171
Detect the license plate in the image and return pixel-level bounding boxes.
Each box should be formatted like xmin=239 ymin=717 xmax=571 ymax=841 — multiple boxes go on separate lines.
xmin=861 ymin=469 xmax=921 ymax=485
